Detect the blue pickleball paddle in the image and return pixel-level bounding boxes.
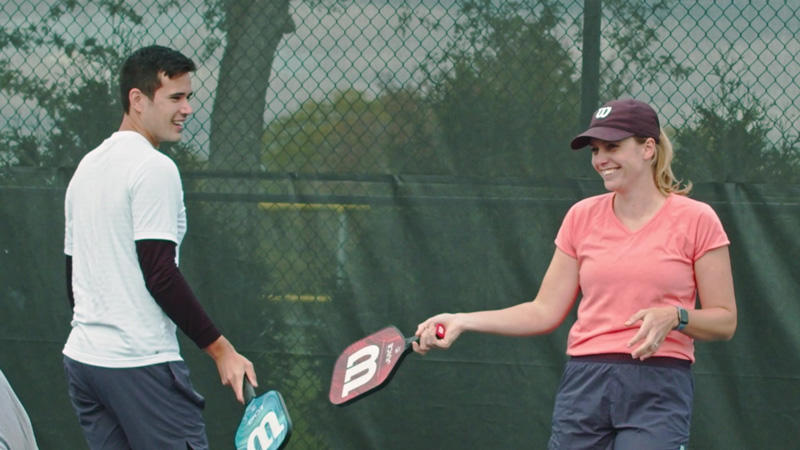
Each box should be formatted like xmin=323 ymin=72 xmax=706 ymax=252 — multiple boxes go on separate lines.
xmin=234 ymin=379 xmax=292 ymax=450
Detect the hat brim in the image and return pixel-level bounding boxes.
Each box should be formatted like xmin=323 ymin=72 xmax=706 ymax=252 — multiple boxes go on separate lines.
xmin=570 ymin=127 xmax=635 ymax=150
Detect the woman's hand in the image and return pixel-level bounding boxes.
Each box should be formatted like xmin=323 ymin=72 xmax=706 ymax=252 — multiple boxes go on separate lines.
xmin=625 ymin=306 xmax=679 ymax=360
xmin=412 ymin=313 xmax=462 ymax=355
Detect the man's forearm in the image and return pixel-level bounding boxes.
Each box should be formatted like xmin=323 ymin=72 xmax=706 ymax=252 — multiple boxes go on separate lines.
xmin=136 ymin=239 xmax=221 ymax=348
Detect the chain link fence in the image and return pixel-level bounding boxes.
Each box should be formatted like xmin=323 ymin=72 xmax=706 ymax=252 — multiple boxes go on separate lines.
xmin=2 ymin=1 xmax=799 ymax=448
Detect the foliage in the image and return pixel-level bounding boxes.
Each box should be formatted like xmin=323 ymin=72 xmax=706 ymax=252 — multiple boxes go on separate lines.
xmin=673 ymin=62 xmax=800 ymax=183
xmin=0 ymin=1 xmax=204 ymax=178
xmin=599 ymin=0 xmax=693 ymax=99
xmin=760 ymin=125 xmax=800 ymax=184
xmin=262 ymin=87 xmax=445 ymax=174
xmin=1 ymin=3 xmax=128 ymax=172
xmin=414 ymin=0 xmax=586 ymax=178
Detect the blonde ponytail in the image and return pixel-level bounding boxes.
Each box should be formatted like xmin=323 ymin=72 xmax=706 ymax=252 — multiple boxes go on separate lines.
xmin=638 ymin=131 xmax=692 ymax=196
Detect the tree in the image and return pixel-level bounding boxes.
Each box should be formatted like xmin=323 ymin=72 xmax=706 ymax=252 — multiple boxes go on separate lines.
xmin=0 ymin=4 xmax=123 ymax=174
xmin=262 ymin=86 xmax=445 ymax=174
xmin=598 ymin=0 xmax=692 ymax=100
xmin=673 ymin=63 xmax=799 ymax=183
xmin=411 ymin=0 xmax=586 ymax=178
xmin=0 ymin=2 xmax=202 ymax=178
xmin=0 ymin=0 xmax=301 ymax=176
xmin=203 ymin=0 xmax=296 ymax=171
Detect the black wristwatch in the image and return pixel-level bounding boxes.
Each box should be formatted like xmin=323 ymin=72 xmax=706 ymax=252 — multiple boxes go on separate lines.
xmin=675 ymin=306 xmax=689 ymax=331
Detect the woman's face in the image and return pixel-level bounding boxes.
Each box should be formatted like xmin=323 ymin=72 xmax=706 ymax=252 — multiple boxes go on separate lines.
xmin=590 ymin=137 xmax=655 ymax=193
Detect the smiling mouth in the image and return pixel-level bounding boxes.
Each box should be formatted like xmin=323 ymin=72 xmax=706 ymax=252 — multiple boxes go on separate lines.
xmin=600 ymin=168 xmax=618 ymax=177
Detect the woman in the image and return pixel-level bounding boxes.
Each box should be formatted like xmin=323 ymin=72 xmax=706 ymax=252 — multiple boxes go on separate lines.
xmin=413 ymin=99 xmax=737 ymax=449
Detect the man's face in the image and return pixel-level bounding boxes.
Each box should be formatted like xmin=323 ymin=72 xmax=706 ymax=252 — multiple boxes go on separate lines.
xmin=139 ymin=72 xmax=193 ymax=146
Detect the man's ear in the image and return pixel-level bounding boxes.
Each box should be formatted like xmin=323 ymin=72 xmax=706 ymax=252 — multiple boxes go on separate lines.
xmin=128 ymin=88 xmax=146 ymax=113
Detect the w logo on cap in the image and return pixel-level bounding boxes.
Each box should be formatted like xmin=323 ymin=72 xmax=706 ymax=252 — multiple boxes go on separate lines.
xmin=595 ymin=106 xmax=612 ymax=119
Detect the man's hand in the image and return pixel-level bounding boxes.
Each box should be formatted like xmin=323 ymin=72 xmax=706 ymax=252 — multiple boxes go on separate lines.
xmin=204 ymin=335 xmax=257 ymax=404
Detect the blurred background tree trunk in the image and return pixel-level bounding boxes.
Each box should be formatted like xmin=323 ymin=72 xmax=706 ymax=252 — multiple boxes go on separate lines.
xmin=208 ymin=0 xmax=295 ymax=172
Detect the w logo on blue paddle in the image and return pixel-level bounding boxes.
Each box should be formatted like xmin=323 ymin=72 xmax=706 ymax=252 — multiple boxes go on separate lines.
xmin=235 ymin=389 xmax=292 ymax=450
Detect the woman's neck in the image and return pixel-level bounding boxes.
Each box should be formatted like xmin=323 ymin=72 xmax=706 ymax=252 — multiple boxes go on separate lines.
xmin=612 ymin=184 xmax=667 ymax=230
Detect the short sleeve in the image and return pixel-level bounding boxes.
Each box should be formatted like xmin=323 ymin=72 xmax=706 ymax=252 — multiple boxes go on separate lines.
xmin=130 ymin=156 xmax=184 ymax=243
xmin=692 ymin=203 xmax=730 ymax=261
xmin=555 ymin=204 xmax=578 ymax=258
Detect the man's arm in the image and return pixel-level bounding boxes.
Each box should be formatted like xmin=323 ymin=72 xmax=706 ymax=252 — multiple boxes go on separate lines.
xmin=136 ymin=239 xmax=257 ymax=403
xmin=203 ymin=335 xmax=258 ymax=404
xmin=135 ymin=239 xmax=220 ymax=348
xmin=65 ymin=255 xmax=74 ymax=310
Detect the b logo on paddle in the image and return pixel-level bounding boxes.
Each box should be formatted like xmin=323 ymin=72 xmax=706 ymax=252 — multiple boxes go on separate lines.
xmin=342 ymin=344 xmax=380 ymax=397
xmin=329 ymin=326 xmax=408 ymax=405
xmin=246 ymin=410 xmax=285 ymax=449
xmin=235 ymin=390 xmax=292 ymax=450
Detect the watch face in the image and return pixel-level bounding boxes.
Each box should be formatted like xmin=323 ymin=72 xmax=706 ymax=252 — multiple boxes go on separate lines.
xmin=681 ymin=308 xmax=689 ymax=323
xmin=678 ymin=307 xmax=689 ymax=328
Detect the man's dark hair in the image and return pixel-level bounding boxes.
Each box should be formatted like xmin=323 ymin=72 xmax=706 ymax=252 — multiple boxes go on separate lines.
xmin=119 ymin=45 xmax=196 ymax=113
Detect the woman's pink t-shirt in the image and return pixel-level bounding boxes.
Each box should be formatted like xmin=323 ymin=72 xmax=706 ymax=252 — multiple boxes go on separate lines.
xmin=554 ymin=193 xmax=729 ymax=362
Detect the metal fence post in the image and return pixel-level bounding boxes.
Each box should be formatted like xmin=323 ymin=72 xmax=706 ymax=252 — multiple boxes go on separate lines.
xmin=580 ymin=0 xmax=602 ymax=129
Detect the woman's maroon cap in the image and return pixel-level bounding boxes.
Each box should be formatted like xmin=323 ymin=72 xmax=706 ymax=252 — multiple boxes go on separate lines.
xmin=570 ymin=99 xmax=661 ymax=149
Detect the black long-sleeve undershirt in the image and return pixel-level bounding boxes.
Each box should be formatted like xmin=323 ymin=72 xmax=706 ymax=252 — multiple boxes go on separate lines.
xmin=66 ymin=257 xmax=74 ymax=309
xmin=65 ymin=240 xmax=220 ymax=349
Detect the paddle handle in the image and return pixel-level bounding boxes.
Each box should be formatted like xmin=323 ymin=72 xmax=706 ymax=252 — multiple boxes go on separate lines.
xmin=410 ymin=323 xmax=447 ymax=346
xmin=243 ymin=377 xmax=256 ymax=404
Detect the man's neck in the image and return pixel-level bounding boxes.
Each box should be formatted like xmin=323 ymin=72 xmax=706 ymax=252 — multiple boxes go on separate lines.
xmin=119 ymin=114 xmax=158 ymax=147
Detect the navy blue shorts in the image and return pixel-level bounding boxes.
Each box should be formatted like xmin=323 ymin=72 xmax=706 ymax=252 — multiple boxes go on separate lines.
xmin=548 ymin=354 xmax=693 ymax=450
xmin=63 ymin=356 xmax=209 ymax=450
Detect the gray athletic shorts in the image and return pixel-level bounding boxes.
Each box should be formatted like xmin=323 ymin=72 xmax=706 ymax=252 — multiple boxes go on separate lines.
xmin=63 ymin=356 xmax=209 ymax=450
xmin=548 ymin=354 xmax=693 ymax=450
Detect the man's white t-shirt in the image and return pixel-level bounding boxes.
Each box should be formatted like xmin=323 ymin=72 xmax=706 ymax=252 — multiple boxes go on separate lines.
xmin=63 ymin=131 xmax=187 ymax=368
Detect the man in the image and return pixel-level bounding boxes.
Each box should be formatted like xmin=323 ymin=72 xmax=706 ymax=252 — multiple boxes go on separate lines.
xmin=63 ymin=45 xmax=257 ymax=449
